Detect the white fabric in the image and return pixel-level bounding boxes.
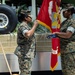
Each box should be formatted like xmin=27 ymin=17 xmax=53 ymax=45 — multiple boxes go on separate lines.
xmin=67 ymin=26 xmax=75 ymax=33
xmin=22 ymin=30 xmax=28 ymax=36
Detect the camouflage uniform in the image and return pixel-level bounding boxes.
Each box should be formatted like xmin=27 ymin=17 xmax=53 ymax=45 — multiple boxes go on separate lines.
xmin=60 ymin=17 xmax=75 ymax=75
xmin=14 ymin=22 xmax=35 ymax=74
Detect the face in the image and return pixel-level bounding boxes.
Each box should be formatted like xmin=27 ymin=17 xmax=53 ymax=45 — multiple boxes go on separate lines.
xmin=63 ymin=10 xmax=71 ymax=18
xmin=25 ymin=16 xmax=32 ymax=23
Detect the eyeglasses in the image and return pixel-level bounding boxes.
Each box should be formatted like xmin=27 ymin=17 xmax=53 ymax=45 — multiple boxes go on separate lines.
xmin=28 ymin=16 xmax=32 ymax=19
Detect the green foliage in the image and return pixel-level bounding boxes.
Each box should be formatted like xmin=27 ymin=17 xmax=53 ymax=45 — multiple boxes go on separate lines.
xmin=35 ymin=24 xmax=50 ymax=33
xmin=28 ymin=22 xmax=50 ymax=33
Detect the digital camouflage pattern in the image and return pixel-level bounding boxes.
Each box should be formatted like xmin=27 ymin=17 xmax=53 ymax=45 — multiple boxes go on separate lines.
xmin=60 ymin=17 xmax=75 ymax=75
xmin=14 ymin=22 xmax=35 ymax=74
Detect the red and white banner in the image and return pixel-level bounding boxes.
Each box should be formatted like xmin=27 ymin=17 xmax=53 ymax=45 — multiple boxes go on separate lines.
xmin=37 ymin=0 xmax=52 ymax=31
xmin=37 ymin=0 xmax=61 ymax=71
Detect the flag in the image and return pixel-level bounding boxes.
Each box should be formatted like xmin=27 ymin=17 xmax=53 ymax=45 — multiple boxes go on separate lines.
xmin=37 ymin=0 xmax=61 ymax=71
xmin=51 ymin=38 xmax=59 ymax=71
xmin=37 ymin=0 xmax=52 ymax=32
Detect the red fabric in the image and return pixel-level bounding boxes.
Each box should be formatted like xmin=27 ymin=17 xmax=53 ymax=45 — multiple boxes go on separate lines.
xmin=51 ymin=38 xmax=60 ymax=71
xmin=37 ymin=0 xmax=61 ymax=71
xmin=37 ymin=0 xmax=52 ymax=31
xmin=37 ymin=0 xmax=61 ymax=31
xmin=51 ymin=0 xmax=61 ymax=71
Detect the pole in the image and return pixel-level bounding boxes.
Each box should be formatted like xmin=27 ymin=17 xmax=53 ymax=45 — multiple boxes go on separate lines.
xmin=31 ymin=0 xmax=36 ymax=20
xmin=2 ymin=0 xmax=5 ymax=4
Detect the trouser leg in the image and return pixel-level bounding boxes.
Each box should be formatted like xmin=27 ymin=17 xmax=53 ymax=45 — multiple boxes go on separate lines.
xmin=18 ymin=57 xmax=32 ymax=75
xmin=20 ymin=72 xmax=26 ymax=75
xmin=20 ymin=72 xmax=31 ymax=75
xmin=18 ymin=54 xmax=32 ymax=75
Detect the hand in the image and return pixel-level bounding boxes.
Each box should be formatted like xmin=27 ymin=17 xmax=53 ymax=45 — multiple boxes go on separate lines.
xmin=34 ymin=20 xmax=39 ymax=26
xmin=25 ymin=20 xmax=39 ymax=38
xmin=53 ymin=32 xmax=60 ymax=35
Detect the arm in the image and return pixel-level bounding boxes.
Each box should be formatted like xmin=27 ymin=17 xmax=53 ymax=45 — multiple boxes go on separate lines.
xmin=53 ymin=31 xmax=72 ymax=38
xmin=25 ymin=20 xmax=38 ymax=38
xmin=53 ymin=26 xmax=74 ymax=38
